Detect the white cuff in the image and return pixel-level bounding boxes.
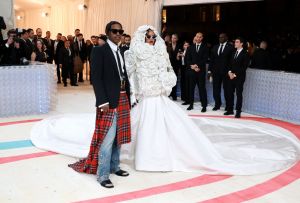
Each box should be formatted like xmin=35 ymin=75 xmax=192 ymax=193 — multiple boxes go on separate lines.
xmin=228 ymin=71 xmax=232 ymax=74
xmin=208 ymin=71 xmax=211 ymax=73
xmin=5 ymin=43 xmax=9 ymax=48
xmin=98 ymin=102 xmax=109 ymax=108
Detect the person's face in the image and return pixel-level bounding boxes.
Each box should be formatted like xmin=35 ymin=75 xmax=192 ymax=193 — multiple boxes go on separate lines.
xmin=108 ymin=23 xmax=123 ymax=45
xmin=67 ymin=35 xmax=73 ymax=41
xmin=195 ymin=33 xmax=203 ymax=44
xmin=145 ymin=30 xmax=156 ymax=46
xmin=37 ymin=41 xmax=43 ymax=50
xmin=124 ymin=37 xmax=131 ymax=45
xmin=86 ymin=40 xmax=91 ymax=45
xmin=121 ymin=35 xmax=125 ymax=44
xmin=219 ymin=34 xmax=227 ymax=44
xmin=91 ymin=37 xmax=97 ymax=44
xmin=183 ymin=42 xmax=190 ymax=50
xmin=23 ymin=32 xmax=29 ymax=39
xmin=75 ymin=30 xmax=80 ymax=36
xmin=164 ymin=35 xmax=170 ymax=42
xmin=65 ymin=41 xmax=70 ymax=48
xmin=36 ymin=29 xmax=42 ymax=37
xmin=78 ymin=35 xmax=83 ymax=41
xmin=8 ymin=33 xmax=17 ymax=39
xmin=56 ymin=34 xmax=62 ymax=41
xmin=171 ymin=35 xmax=178 ymax=44
xmin=62 ymin=36 xmax=67 ymax=42
xmin=235 ymin=39 xmax=243 ymax=49
xmin=98 ymin=38 xmax=106 ymax=46
xmin=260 ymin=42 xmax=267 ymax=50
xmin=46 ymin=32 xmax=51 ymax=38
xmin=29 ymin=31 xmax=34 ymax=38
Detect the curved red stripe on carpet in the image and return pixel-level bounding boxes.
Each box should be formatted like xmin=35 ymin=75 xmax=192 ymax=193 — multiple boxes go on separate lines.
xmin=74 ymin=175 xmax=231 ymax=203
xmin=0 ymin=151 xmax=57 ymax=164
xmin=200 ymin=162 xmax=300 ymax=203
xmin=0 ymin=119 xmax=42 ymax=126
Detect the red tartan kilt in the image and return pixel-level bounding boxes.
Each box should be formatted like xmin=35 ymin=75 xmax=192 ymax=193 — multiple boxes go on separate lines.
xmin=69 ymin=92 xmax=131 ymax=174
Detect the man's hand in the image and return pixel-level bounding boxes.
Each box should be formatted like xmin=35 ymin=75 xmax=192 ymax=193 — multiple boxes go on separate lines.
xmin=59 ymin=64 xmax=62 ymax=68
xmin=100 ymin=104 xmax=109 ymax=113
xmin=6 ymin=37 xmax=14 ymax=46
xmin=228 ymin=71 xmax=236 ymax=80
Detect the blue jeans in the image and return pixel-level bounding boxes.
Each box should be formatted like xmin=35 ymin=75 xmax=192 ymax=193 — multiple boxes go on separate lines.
xmin=97 ymin=113 xmax=120 ymax=182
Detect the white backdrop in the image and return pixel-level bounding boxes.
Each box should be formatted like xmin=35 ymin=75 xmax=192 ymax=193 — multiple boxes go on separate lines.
xmin=164 ymin=0 xmax=262 ymax=6
xmin=0 ymin=0 xmax=15 ymax=39
xmin=16 ymin=0 xmax=163 ymax=38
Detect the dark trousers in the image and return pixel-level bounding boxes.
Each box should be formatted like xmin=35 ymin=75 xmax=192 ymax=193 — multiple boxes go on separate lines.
xmin=187 ymin=70 xmax=207 ymax=107
xmin=180 ymin=65 xmax=188 ymax=102
xmin=212 ymin=73 xmax=229 ymax=108
xmin=78 ymin=71 xmax=84 ymax=82
xmin=56 ymin=63 xmax=61 ymax=82
xmin=226 ymin=77 xmax=245 ymax=112
xmin=170 ymin=66 xmax=179 ymax=99
xmin=62 ymin=63 xmax=76 ymax=85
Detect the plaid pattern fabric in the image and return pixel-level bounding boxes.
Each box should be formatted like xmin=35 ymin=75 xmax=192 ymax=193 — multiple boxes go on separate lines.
xmin=68 ymin=92 xmax=131 ymax=174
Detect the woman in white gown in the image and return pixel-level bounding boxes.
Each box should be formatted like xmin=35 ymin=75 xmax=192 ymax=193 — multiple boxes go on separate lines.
xmin=31 ymin=25 xmax=300 ymax=175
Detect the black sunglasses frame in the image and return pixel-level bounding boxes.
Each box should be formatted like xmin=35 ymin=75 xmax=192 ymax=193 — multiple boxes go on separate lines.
xmin=110 ymin=29 xmax=124 ymax=35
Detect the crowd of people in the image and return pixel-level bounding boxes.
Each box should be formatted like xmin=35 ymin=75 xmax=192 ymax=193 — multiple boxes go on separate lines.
xmin=0 ymin=17 xmax=298 ymax=115
xmin=0 ymin=25 xmax=131 ymax=87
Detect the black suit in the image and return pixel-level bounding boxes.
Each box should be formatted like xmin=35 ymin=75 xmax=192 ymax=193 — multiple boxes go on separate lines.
xmin=209 ymin=42 xmax=235 ymax=108
xmin=226 ymin=49 xmax=250 ymax=112
xmin=74 ymin=40 xmax=87 ymax=82
xmin=91 ymin=43 xmax=130 ymax=108
xmin=0 ymin=40 xmax=22 ymax=65
xmin=0 ymin=16 xmax=6 ymax=43
xmin=169 ymin=43 xmax=181 ymax=100
xmin=250 ymin=48 xmax=272 ymax=69
xmin=44 ymin=37 xmax=54 ymax=64
xmin=19 ymin=38 xmax=32 ymax=60
xmin=119 ymin=45 xmax=129 ymax=56
xmin=53 ymin=40 xmax=64 ymax=82
xmin=186 ymin=43 xmax=209 ymax=107
xmin=58 ymin=47 xmax=75 ymax=85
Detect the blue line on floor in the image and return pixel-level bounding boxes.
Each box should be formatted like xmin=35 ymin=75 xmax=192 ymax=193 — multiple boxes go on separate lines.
xmin=0 ymin=140 xmax=33 ymax=150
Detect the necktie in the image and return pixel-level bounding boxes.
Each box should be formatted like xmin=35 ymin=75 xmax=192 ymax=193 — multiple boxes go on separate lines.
xmin=218 ymin=44 xmax=224 ymax=55
xmin=234 ymin=51 xmax=239 ymax=59
xmin=116 ymin=48 xmax=125 ymax=81
xmin=196 ymin=45 xmax=200 ymax=52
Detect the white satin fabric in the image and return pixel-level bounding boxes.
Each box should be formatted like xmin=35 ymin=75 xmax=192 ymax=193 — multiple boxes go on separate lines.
xmin=31 ymin=96 xmax=300 ymax=175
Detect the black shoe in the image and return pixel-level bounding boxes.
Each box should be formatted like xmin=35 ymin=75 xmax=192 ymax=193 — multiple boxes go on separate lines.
xmin=212 ymin=106 xmax=220 ymax=111
xmin=182 ymin=102 xmax=189 ymax=105
xmin=235 ymin=112 xmax=241 ymax=118
xmin=57 ymin=81 xmax=61 ymax=84
xmin=71 ymin=84 xmax=79 ymax=86
xmin=224 ymin=111 xmax=234 ymax=115
xmin=172 ymin=97 xmax=177 ymax=101
xmin=201 ymin=107 xmax=207 ymax=113
xmin=100 ymin=179 xmax=114 ymax=188
xmin=115 ymin=169 xmax=129 ymax=177
xmin=78 ymin=80 xmax=84 ymax=82
xmin=187 ymin=105 xmax=193 ymax=111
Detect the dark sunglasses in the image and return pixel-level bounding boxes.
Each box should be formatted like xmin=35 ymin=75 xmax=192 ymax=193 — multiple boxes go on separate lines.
xmin=110 ymin=29 xmax=124 ymax=35
xmin=145 ymin=34 xmax=157 ymax=40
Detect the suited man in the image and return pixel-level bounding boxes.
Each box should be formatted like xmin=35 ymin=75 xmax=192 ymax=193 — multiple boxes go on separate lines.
xmin=177 ymin=41 xmax=190 ymax=104
xmin=208 ymin=33 xmax=235 ymax=111
xmin=53 ymin=33 xmax=64 ymax=83
xmin=44 ymin=31 xmax=54 ymax=64
xmin=69 ymin=21 xmax=131 ymax=188
xmin=0 ymin=16 xmax=6 ymax=44
xmin=34 ymin=28 xmax=47 ymax=46
xmin=58 ymin=40 xmax=76 ymax=87
xmin=225 ymin=37 xmax=250 ymax=118
xmin=186 ymin=32 xmax=209 ymax=112
xmin=250 ymin=41 xmax=272 ymax=69
xmin=0 ymin=29 xmax=22 ymax=65
xmin=19 ymin=29 xmax=32 ymax=60
xmin=169 ymin=34 xmax=181 ymax=101
xmin=119 ymin=34 xmax=130 ymax=55
xmin=74 ymin=33 xmax=86 ymax=82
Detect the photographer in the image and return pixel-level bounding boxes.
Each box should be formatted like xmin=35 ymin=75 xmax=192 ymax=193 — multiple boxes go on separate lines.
xmin=0 ymin=29 xmax=22 ymax=65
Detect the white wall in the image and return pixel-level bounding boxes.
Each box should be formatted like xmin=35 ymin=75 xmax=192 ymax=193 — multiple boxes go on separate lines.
xmin=0 ymin=0 xmax=15 ymax=39
xmin=164 ymin=0 xmax=262 ymax=6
